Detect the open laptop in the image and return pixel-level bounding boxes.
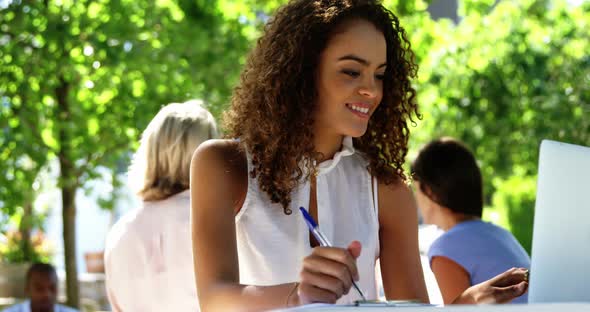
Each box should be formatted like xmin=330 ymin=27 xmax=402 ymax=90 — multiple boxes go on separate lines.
xmin=528 ymin=140 xmax=590 ymax=303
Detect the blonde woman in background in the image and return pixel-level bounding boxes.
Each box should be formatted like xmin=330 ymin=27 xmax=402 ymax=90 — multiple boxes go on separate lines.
xmin=104 ymin=100 xmax=217 ymax=312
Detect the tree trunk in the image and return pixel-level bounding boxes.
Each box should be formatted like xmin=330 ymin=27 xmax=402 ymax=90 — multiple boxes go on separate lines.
xmin=18 ymin=201 xmax=33 ymax=262
xmin=61 ymin=183 xmax=79 ymax=308
xmin=56 ymin=75 xmax=79 ymax=309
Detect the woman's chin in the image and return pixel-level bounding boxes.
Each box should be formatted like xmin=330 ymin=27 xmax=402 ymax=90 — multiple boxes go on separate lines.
xmin=345 ymin=126 xmax=369 ymax=138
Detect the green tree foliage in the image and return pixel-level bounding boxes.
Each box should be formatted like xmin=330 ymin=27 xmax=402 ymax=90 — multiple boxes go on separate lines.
xmin=1 ymin=0 xmax=587 ymax=305
xmin=416 ymin=0 xmax=589 ymax=181
xmin=483 ymin=174 xmax=537 ymax=254
xmin=0 ymin=0 xmax=264 ymax=307
xmin=412 ymin=0 xmax=589 ymax=253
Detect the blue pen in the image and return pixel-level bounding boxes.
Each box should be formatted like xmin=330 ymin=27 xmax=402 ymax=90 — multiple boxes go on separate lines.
xmin=299 ymin=206 xmax=367 ymax=301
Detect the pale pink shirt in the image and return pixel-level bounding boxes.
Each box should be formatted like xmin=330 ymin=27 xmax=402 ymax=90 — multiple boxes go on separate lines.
xmin=104 ymin=190 xmax=198 ymax=311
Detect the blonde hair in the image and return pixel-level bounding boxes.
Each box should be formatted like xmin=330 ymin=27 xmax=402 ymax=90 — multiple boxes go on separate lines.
xmin=129 ymin=100 xmax=218 ymax=201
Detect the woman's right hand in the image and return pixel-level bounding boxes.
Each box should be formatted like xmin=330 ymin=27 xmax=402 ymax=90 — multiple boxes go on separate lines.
xmin=295 ymin=241 xmax=362 ymax=305
xmin=453 ymin=267 xmax=529 ymax=304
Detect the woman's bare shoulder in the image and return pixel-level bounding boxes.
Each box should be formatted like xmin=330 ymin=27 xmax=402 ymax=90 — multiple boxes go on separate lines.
xmin=192 ymin=139 xmax=246 ymax=168
xmin=377 ymin=178 xmax=416 ymax=223
xmin=191 ymin=139 xmax=248 ymax=206
xmin=194 ymin=138 xmax=242 ymax=157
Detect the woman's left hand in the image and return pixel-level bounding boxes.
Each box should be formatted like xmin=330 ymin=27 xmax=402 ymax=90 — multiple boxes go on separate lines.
xmin=453 ymin=267 xmax=529 ymax=304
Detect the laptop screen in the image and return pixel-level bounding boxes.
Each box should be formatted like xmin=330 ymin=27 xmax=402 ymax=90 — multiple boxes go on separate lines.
xmin=529 ymin=140 xmax=590 ymax=303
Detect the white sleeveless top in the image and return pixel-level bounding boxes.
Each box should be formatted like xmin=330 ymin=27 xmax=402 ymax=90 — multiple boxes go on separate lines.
xmin=235 ymin=136 xmax=380 ymax=303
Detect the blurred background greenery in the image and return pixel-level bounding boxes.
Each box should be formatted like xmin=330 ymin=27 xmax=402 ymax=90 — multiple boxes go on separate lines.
xmin=1 ymin=0 xmax=588 ymax=308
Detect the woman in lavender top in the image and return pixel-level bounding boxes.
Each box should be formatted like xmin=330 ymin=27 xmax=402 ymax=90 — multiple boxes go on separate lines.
xmin=412 ymin=137 xmax=530 ymax=304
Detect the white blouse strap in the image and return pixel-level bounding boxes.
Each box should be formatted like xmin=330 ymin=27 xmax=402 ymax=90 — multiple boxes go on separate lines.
xmin=372 ymin=176 xmax=379 ymax=216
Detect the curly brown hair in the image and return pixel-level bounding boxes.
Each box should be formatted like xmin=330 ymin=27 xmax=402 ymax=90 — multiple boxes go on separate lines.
xmin=223 ymin=0 xmax=419 ymax=214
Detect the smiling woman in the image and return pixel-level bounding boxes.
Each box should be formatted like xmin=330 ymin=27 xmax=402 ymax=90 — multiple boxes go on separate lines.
xmin=189 ymin=1 xmax=529 ymax=311
xmin=220 ymin=0 xmax=418 ymax=216
xmin=315 ymin=18 xmax=387 ymax=140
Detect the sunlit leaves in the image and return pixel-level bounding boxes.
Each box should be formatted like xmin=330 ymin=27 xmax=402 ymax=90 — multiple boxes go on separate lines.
xmin=0 ymin=0 xmax=263 ymax=224
xmin=411 ymin=0 xmax=589 ymax=253
xmin=87 ymin=2 xmax=104 ymax=19
xmin=87 ymin=118 xmax=99 ymax=136
xmin=459 ymin=0 xmax=498 ymax=17
xmin=40 ymin=125 xmax=58 ymax=150
xmin=416 ymin=0 xmax=589 ymax=177
xmin=382 ymin=0 xmax=430 ymax=16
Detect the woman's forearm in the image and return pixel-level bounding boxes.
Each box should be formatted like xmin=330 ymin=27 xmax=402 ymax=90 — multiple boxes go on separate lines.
xmin=198 ymin=282 xmax=299 ymax=312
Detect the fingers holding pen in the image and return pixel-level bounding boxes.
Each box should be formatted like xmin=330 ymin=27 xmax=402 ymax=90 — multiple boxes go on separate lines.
xmin=302 ymin=253 xmax=353 ymax=294
xmin=297 ymin=281 xmax=339 ymax=304
xmin=299 ymin=269 xmax=348 ymax=299
xmin=297 ymin=207 xmax=364 ymax=304
xmin=298 ymin=246 xmax=360 ymax=304
xmin=310 ymin=246 xmax=360 ymax=280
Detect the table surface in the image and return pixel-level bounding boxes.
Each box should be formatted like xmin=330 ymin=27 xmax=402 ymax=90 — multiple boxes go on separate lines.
xmin=274 ymin=302 xmax=590 ymax=312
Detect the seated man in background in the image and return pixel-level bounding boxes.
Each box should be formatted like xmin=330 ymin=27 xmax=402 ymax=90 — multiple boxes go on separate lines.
xmin=411 ymin=137 xmax=530 ymax=304
xmin=2 ymin=262 xmax=78 ymax=312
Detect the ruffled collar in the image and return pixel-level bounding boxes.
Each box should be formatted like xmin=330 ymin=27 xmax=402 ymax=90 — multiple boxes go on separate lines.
xmin=315 ymin=136 xmax=356 ymax=176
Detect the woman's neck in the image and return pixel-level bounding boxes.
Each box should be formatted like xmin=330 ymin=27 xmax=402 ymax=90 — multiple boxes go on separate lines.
xmin=441 ymin=212 xmax=480 ymax=231
xmin=313 ymin=129 xmax=344 ymax=162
